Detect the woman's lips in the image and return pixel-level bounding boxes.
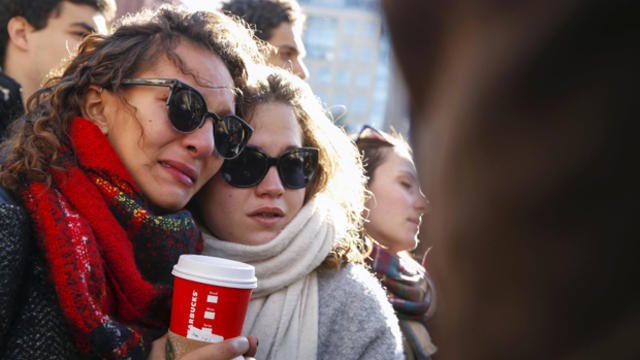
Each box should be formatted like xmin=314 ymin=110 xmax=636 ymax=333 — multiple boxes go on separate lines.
xmin=249 ymin=207 xmax=284 ymax=227
xmin=159 ymin=160 xmax=198 ymax=186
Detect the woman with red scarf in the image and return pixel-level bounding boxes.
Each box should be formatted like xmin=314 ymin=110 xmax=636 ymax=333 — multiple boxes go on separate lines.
xmin=0 ymin=6 xmax=260 ymax=360
xmin=355 ymin=126 xmax=436 ymax=360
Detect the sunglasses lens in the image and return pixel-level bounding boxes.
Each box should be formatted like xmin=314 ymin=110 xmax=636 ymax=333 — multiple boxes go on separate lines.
xmin=279 ymin=149 xmax=318 ymax=189
xmin=168 ymin=88 xmax=206 ymax=132
xmin=214 ymin=115 xmax=252 ymax=159
xmin=221 ymin=148 xmax=268 ymax=187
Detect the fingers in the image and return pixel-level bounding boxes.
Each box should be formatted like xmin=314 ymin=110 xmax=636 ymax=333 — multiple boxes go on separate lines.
xmin=179 ymin=337 xmax=250 ymax=360
xmin=148 ymin=334 xmax=168 ymax=360
xmin=246 ymin=336 xmax=258 ymax=357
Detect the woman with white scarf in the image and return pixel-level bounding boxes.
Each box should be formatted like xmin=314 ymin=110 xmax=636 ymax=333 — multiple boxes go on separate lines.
xmin=192 ymin=69 xmax=404 ymax=360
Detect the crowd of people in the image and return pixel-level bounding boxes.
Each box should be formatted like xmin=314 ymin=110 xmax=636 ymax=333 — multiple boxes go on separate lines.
xmin=1 ymin=0 xmax=637 ymax=359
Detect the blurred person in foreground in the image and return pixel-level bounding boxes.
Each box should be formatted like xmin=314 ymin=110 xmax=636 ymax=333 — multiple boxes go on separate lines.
xmin=355 ymin=125 xmax=436 ymax=360
xmin=382 ymin=0 xmax=640 ymax=359
xmin=0 ymin=6 xmax=260 ymax=359
xmin=0 ymin=0 xmax=116 ymax=138
xmin=221 ymin=0 xmax=309 ymax=80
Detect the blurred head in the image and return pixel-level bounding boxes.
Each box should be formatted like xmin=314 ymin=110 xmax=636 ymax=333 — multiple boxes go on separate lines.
xmin=195 ymin=68 xmax=367 ymax=266
xmin=356 ymin=127 xmax=427 ymax=254
xmin=222 ymin=0 xmax=308 ymax=79
xmin=0 ymin=0 xmax=116 ymax=98
xmin=383 ymin=0 xmax=640 ymax=358
xmin=0 ymin=6 xmax=262 ymax=212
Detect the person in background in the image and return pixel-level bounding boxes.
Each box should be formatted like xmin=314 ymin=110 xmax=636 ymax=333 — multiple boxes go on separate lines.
xmin=382 ymin=0 xmax=640 ymax=359
xmin=355 ymin=125 xmax=436 ymax=360
xmin=221 ymin=0 xmax=308 ymax=80
xmin=0 ymin=6 xmax=260 ymax=359
xmin=0 ymin=0 xmax=116 ymax=138
xmin=193 ymin=69 xmax=404 ymax=360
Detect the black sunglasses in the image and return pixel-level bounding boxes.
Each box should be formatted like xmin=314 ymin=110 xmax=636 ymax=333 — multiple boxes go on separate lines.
xmin=120 ymin=78 xmax=253 ymax=159
xmin=220 ymin=145 xmax=320 ymax=189
xmin=354 ymin=124 xmax=392 ymax=144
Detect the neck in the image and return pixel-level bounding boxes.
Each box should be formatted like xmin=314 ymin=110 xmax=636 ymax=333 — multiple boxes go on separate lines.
xmin=3 ymin=50 xmax=40 ymax=104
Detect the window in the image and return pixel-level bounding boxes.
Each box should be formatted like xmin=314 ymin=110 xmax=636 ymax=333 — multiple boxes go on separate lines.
xmin=355 ymin=71 xmax=370 ymax=89
xmin=358 ymin=46 xmax=375 ymax=65
xmin=342 ymin=19 xmax=358 ymax=37
xmin=338 ymin=43 xmax=354 ymax=63
xmin=304 ymin=16 xmax=338 ymax=61
xmin=332 ymin=93 xmax=349 ymax=107
xmin=316 ymin=66 xmax=332 ymax=85
xmin=351 ymin=96 xmax=368 ymax=116
xmin=362 ymin=20 xmax=378 ymax=39
xmin=335 ymin=69 xmax=351 ymax=88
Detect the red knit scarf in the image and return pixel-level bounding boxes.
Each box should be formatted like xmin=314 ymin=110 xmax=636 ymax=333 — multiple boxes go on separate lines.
xmin=20 ymin=117 xmax=202 ymax=358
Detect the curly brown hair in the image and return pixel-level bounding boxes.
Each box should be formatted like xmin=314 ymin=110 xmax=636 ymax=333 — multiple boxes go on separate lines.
xmin=236 ymin=67 xmax=370 ymax=270
xmin=0 ymin=5 xmax=262 ymax=193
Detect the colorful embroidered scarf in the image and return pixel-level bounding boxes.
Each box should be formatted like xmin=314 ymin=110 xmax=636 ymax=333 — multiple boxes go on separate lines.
xmin=19 ymin=117 xmax=202 ymax=358
xmin=367 ymin=244 xmax=435 ymax=324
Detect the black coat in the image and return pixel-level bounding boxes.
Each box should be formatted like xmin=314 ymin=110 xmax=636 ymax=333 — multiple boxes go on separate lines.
xmin=0 ymin=72 xmax=24 ymax=139
xmin=0 ymin=187 xmax=82 ymax=359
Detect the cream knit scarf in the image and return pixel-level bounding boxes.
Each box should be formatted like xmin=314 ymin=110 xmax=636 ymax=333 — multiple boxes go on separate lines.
xmin=202 ymin=195 xmax=346 ymax=360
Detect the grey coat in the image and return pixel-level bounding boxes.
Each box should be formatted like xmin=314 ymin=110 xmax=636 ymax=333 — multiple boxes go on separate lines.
xmin=317 ymin=263 xmax=405 ymax=360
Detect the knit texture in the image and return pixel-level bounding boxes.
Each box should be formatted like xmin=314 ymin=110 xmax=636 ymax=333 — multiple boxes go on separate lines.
xmin=316 ymin=263 xmax=405 ymax=360
xmin=367 ymin=244 xmax=437 ymax=359
xmin=202 ymin=195 xmax=342 ymax=360
xmin=1 ymin=188 xmax=80 ymax=359
xmin=367 ymin=244 xmax=435 ymax=323
xmin=15 ymin=118 xmax=201 ymax=358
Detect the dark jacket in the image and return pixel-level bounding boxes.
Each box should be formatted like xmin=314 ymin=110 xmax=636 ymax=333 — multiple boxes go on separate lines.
xmin=0 ymin=71 xmax=24 ymax=139
xmin=0 ymin=186 xmax=82 ymax=359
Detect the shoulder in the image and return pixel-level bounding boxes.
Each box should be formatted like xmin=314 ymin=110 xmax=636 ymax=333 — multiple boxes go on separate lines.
xmin=0 ymin=185 xmax=30 ymax=264
xmin=318 ymin=262 xmax=389 ymax=303
xmin=0 ymin=186 xmax=27 ymax=226
xmin=317 ymin=263 xmax=404 ymax=360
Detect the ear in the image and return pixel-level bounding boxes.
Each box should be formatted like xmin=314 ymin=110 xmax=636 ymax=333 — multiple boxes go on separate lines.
xmin=81 ymin=85 xmax=110 ymax=135
xmin=7 ymin=17 xmax=32 ymax=52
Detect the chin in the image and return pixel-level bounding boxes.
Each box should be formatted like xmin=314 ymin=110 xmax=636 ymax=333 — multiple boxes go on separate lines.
xmin=244 ymin=233 xmax=277 ymax=246
xmin=149 ymin=196 xmax=187 ymax=213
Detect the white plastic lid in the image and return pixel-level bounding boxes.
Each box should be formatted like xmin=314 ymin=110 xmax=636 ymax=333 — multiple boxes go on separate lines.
xmin=172 ymin=255 xmax=257 ymax=289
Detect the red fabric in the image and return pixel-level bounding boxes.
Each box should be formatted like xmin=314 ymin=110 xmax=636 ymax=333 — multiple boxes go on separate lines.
xmin=20 ymin=117 xmax=202 ymax=358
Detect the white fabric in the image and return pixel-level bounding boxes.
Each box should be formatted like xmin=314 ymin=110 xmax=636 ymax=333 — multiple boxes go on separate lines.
xmin=202 ymin=194 xmax=346 ymax=360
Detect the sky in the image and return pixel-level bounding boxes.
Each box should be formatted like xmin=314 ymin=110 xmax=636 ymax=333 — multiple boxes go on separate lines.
xmin=180 ymin=0 xmax=224 ymax=11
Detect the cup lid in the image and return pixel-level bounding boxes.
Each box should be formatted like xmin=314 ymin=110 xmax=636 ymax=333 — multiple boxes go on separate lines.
xmin=172 ymin=255 xmax=257 ymax=289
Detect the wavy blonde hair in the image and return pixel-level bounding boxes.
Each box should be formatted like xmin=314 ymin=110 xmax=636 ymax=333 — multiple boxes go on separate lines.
xmin=238 ymin=67 xmax=370 ymax=270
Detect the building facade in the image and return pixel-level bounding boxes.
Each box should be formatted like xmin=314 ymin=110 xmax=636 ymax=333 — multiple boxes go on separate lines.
xmin=300 ymin=0 xmax=405 ymax=134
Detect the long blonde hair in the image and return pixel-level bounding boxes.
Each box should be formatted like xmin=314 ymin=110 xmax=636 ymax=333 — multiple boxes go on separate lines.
xmin=240 ymin=68 xmax=370 ymax=269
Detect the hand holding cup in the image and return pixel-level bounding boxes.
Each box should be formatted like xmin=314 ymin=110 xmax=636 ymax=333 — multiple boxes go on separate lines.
xmin=166 ymin=255 xmax=257 ymax=359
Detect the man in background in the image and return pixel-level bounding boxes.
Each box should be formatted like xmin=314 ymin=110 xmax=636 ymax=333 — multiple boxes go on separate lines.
xmin=222 ymin=0 xmax=308 ymax=80
xmin=0 ymin=0 xmax=115 ymax=137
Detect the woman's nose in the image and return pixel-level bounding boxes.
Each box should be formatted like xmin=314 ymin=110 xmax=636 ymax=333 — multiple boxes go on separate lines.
xmin=255 ymin=166 xmax=285 ymax=197
xmin=416 ymin=189 xmax=429 ymax=214
xmin=182 ymin=119 xmax=215 ymax=158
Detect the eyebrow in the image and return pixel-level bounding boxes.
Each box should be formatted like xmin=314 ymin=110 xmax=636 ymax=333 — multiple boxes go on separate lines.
xmin=70 ymin=22 xmax=97 ymax=34
xmin=399 ymin=165 xmax=420 ymax=181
